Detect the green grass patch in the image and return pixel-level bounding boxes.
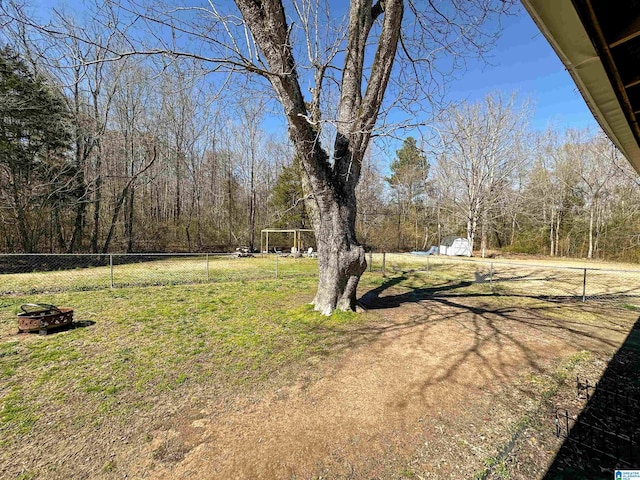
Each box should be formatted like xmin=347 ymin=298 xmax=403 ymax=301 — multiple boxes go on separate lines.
xmin=474 ymin=350 xmax=595 ymax=480
xmin=1 ymin=256 xmax=635 ymax=478
xmin=0 ymin=255 xmax=319 ymax=295
xmin=1 ymin=389 xmax=37 ymax=441
xmin=0 ymin=274 xmax=371 ymax=449
xmin=621 ymin=303 xmax=640 ymax=311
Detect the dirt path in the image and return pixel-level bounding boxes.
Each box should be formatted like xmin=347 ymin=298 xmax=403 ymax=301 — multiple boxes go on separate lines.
xmin=129 ymin=292 xmax=631 ymax=479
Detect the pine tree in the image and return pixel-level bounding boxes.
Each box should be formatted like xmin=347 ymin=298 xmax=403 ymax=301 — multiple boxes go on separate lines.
xmin=387 ymin=137 xmax=429 ymax=201
xmin=387 ymin=137 xmax=429 ymax=250
xmin=269 ymin=157 xmax=308 ymax=229
xmin=0 ymin=46 xmax=73 ymax=251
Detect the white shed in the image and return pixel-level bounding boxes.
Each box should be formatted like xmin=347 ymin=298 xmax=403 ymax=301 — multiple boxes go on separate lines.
xmin=439 ymin=236 xmax=472 ymax=257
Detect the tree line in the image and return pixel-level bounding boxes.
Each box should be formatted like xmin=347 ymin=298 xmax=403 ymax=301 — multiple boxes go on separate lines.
xmin=363 ymin=94 xmax=640 ymax=262
xmin=1 ymin=10 xmax=639 ymax=262
xmin=0 ymin=41 xmax=293 ymax=253
xmin=1 ymin=0 xmax=520 ymax=314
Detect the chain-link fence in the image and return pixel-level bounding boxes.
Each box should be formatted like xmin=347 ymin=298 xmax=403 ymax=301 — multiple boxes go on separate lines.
xmin=2 ymin=253 xmax=639 ymax=309
xmin=368 ymin=253 xmax=640 ymax=310
xmin=0 ymin=253 xmax=318 ymax=294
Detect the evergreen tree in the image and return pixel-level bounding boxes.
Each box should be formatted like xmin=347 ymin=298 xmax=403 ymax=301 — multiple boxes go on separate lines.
xmin=387 ymin=137 xmax=429 ymax=201
xmin=387 ymin=137 xmax=429 ymax=250
xmin=0 ymin=46 xmax=73 ymax=251
xmin=269 ymin=157 xmax=308 ymax=229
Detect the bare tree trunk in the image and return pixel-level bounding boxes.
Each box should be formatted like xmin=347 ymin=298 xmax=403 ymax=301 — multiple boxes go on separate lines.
xmin=422 ymin=223 xmax=430 ymax=251
xmin=101 ymin=147 xmax=157 ymax=254
xmin=555 ymin=213 xmax=561 ymax=256
xmin=175 ymin=153 xmax=181 ymax=222
xmin=467 ymin=200 xmax=480 ymax=253
xmin=124 ymin=145 xmax=134 ymax=253
xmin=53 ymin=204 xmax=66 ymax=252
xmin=195 ymin=185 xmax=203 ymax=250
xmin=11 ymin=173 xmax=32 ymax=252
xmin=396 ymin=200 xmax=402 ymax=251
xmin=102 ymin=187 xmax=127 ymax=254
xmin=414 ymin=208 xmax=419 ymax=251
xmin=227 ymin=153 xmax=233 ymax=248
xmin=467 ymin=217 xmax=475 ymax=252
xmin=235 ymin=0 xmax=403 ymax=313
xmin=48 ymin=211 xmax=53 ymax=253
xmin=91 ymin=143 xmax=102 ymax=253
xmin=480 ymin=207 xmax=488 ymax=254
xmin=185 ymin=201 xmax=192 ymax=252
xmin=587 ymin=202 xmax=595 ymax=259
xmin=126 ymin=187 xmax=135 ymax=253
xmin=68 ymin=76 xmax=87 ymax=253
xmin=89 ymin=61 xmax=109 ymax=253
xmin=594 ymin=202 xmax=601 ymax=257
xmin=311 ymin=193 xmax=366 ymax=314
xmin=185 ymin=189 xmax=197 ymax=252
xmin=68 ymin=196 xmax=85 ymax=252
xmin=249 ymin=150 xmax=256 ymax=250
xmin=550 ymin=207 xmax=555 ymax=256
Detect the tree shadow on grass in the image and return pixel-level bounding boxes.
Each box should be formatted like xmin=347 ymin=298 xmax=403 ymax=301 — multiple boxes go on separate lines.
xmin=544 ymin=316 xmax=640 ymax=479
xmin=360 ymin=271 xmax=632 ymax=341
xmin=337 ymin=272 xmax=638 ymax=473
xmin=299 ymin=271 xmax=634 ymax=406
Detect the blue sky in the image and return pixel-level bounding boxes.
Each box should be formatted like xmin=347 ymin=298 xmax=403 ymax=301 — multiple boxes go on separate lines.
xmin=30 ymin=1 xmax=598 ymax=136
xmin=447 ymin=5 xmax=596 ymax=132
xmin=260 ymin=4 xmax=599 ymax=140
xmin=261 ymin=3 xmax=600 ymax=153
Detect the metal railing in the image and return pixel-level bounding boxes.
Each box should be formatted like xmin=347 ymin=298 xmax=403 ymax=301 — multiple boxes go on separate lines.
xmin=0 ymin=253 xmax=318 ymax=294
xmin=369 ymin=253 xmax=640 ymax=310
xmin=1 ymin=253 xmax=639 ymax=309
xmin=553 ymin=376 xmax=640 ymax=468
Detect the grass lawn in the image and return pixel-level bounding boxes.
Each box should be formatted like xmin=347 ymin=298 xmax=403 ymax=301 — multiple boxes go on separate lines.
xmin=0 ymin=255 xmax=319 ymax=294
xmin=1 ymin=257 xmax=638 ymax=479
xmin=0 ymin=274 xmax=370 ymax=479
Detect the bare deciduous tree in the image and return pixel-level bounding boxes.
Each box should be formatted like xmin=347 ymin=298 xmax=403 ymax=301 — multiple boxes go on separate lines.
xmin=3 ymin=0 xmax=515 ymax=312
xmin=434 ymin=93 xmax=529 ymax=253
xmin=226 ymin=1 xmax=514 ymax=313
xmin=565 ymin=130 xmax=618 ymax=258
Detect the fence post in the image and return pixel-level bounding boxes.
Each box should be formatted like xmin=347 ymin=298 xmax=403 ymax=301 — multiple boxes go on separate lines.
xmin=582 ymin=268 xmax=587 ymax=302
xmin=368 ymin=250 xmax=373 ymax=272
xmin=206 ymin=254 xmax=210 ymax=282
xmin=382 ymin=252 xmax=386 ymax=275
xmin=275 ymin=253 xmax=279 ymax=279
xmin=109 ymin=254 xmax=114 ymax=289
xmin=490 ymin=262 xmax=493 ymax=289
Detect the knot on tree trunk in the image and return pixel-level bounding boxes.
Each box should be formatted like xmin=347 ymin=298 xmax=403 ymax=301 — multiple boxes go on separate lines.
xmin=340 ymin=243 xmax=367 ymax=276
xmin=314 ymin=243 xmax=367 ymax=315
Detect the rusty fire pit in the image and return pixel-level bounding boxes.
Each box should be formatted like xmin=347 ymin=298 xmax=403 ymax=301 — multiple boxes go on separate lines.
xmin=17 ymin=304 xmax=74 ymax=335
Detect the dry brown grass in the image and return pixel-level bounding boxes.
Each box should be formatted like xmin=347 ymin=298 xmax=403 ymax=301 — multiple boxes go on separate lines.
xmin=1 ymin=259 xmax=638 ymax=479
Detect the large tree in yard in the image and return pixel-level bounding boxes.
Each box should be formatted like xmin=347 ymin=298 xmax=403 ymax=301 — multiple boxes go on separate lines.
xmin=5 ymin=0 xmax=514 ymax=313
xmin=231 ymin=1 xmax=514 ymax=313
xmin=234 ymin=0 xmax=404 ymax=314
xmin=231 ymin=1 xmax=515 ymax=313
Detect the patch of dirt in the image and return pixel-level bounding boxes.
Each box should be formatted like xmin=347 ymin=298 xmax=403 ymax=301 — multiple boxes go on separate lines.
xmin=123 ymin=290 xmax=636 ymax=479
xmin=4 ymin=278 xmax=635 ymax=479
xmin=152 ymin=433 xmax=193 ymax=463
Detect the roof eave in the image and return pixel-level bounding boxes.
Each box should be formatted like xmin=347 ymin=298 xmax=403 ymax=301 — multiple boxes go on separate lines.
xmin=522 ymin=0 xmax=640 ymax=173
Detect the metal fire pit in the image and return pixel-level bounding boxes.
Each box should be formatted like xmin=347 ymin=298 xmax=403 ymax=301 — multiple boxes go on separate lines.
xmin=17 ymin=304 xmax=74 ymax=335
